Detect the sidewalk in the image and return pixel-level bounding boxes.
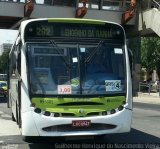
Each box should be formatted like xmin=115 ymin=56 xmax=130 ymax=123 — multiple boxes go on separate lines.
xmin=133 ymin=92 xmax=160 ymax=105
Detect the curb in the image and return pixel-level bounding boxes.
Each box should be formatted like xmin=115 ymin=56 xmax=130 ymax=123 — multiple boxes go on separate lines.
xmin=133 ymin=95 xmax=160 ymax=105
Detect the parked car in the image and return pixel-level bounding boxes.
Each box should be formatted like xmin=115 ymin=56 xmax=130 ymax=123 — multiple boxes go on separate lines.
xmin=0 ymin=74 xmax=7 ymax=81
xmin=151 ymin=80 xmax=160 ymax=92
xmin=0 ymin=81 xmax=7 ymax=98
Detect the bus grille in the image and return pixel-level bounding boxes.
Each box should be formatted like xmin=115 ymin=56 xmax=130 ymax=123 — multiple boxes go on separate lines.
xmin=42 ymin=123 xmax=117 ymax=132
xmin=86 ymin=112 xmax=100 ymax=116
xmin=57 ymin=102 xmax=103 ymax=106
xmin=60 ymin=112 xmax=101 ymax=117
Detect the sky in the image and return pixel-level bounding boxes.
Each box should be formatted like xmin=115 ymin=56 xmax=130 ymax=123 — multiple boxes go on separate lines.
xmin=0 ymin=29 xmax=18 ymax=45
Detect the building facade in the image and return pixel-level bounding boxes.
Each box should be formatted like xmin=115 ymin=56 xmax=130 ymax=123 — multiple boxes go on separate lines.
xmin=0 ymin=43 xmax=12 ymax=55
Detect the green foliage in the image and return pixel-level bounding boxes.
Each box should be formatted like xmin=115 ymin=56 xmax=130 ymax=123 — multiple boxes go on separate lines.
xmin=141 ymin=37 xmax=160 ymax=76
xmin=0 ymin=49 xmax=10 ymax=73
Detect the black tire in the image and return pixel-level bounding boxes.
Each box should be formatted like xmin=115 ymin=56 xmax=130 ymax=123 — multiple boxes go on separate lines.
xmin=18 ymin=113 xmax=22 ymax=128
xmin=11 ymin=112 xmax=16 ymax=121
xmin=22 ymin=136 xmax=39 ymax=143
xmin=16 ymin=103 xmax=19 ymax=124
xmin=15 ymin=102 xmax=21 ymax=128
xmin=18 ymin=81 xmax=21 ymax=128
xmin=22 ymin=136 xmax=31 ymax=142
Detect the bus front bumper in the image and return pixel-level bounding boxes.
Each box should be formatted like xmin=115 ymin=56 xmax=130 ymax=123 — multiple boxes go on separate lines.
xmin=21 ymin=108 xmax=132 ymax=137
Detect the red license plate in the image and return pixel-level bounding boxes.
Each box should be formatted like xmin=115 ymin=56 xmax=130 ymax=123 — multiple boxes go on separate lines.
xmin=72 ymin=120 xmax=91 ymax=127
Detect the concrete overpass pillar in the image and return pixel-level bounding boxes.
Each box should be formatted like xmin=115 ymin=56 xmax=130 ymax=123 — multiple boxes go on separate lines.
xmin=127 ymin=37 xmax=141 ymax=96
xmin=141 ymin=0 xmax=152 ymax=10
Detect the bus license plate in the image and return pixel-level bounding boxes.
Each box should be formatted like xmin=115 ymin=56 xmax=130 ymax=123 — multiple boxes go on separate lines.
xmin=72 ymin=120 xmax=91 ymax=127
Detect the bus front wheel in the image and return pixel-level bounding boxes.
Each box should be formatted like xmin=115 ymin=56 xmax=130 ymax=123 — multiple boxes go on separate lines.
xmin=11 ymin=112 xmax=16 ymax=121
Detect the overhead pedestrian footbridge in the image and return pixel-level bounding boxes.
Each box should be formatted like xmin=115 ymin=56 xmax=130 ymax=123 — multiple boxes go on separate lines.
xmin=0 ymin=0 xmax=160 ymax=38
xmin=0 ymin=0 xmax=136 ymax=30
xmin=139 ymin=0 xmax=160 ymax=37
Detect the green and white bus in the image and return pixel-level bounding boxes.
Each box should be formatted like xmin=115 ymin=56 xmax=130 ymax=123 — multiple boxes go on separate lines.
xmin=9 ymin=18 xmax=132 ymax=140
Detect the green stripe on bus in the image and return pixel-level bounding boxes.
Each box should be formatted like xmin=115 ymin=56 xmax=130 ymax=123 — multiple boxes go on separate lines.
xmin=32 ymin=96 xmax=125 ymax=116
xmin=48 ymin=18 xmax=105 ymax=25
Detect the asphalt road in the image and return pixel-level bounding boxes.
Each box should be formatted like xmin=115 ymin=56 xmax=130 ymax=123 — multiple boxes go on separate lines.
xmin=0 ymin=97 xmax=160 ymax=149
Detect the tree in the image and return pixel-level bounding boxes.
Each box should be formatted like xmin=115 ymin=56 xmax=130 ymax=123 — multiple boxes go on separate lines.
xmin=0 ymin=49 xmax=10 ymax=73
xmin=141 ymin=37 xmax=160 ymax=79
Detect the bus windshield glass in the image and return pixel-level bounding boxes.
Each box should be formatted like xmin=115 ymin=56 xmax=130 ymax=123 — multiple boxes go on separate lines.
xmin=27 ymin=42 xmax=126 ymax=96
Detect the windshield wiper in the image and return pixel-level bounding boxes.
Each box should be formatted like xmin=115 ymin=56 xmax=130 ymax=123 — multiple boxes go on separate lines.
xmin=85 ymin=40 xmax=104 ymax=63
xmin=49 ymin=40 xmax=68 ymax=67
xmin=49 ymin=40 xmax=74 ymax=85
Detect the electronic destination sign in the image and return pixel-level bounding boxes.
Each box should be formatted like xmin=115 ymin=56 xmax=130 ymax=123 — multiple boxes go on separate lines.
xmin=24 ymin=20 xmax=124 ymax=41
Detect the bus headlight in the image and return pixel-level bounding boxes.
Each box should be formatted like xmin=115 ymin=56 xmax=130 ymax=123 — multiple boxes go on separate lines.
xmin=101 ymin=111 xmax=107 ymax=116
xmin=34 ymin=108 xmax=41 ymax=114
xmin=110 ymin=109 xmax=116 ymax=114
xmin=44 ymin=111 xmax=51 ymax=116
xmin=118 ymin=106 xmax=124 ymax=111
xmin=54 ymin=113 xmax=60 ymax=117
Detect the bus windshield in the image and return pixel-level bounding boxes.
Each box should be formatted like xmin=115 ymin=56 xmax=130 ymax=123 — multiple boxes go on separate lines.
xmin=27 ymin=41 xmax=126 ymax=96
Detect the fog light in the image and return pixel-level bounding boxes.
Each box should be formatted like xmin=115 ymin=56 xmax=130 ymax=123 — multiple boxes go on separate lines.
xmin=102 ymin=111 xmax=107 ymax=115
xmin=34 ymin=108 xmax=41 ymax=114
xmin=44 ymin=111 xmax=51 ymax=116
xmin=54 ymin=113 xmax=60 ymax=117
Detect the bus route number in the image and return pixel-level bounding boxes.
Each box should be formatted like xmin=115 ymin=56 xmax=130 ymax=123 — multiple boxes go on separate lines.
xmin=36 ymin=26 xmax=51 ymax=36
xmin=105 ymin=80 xmax=122 ymax=92
xmin=58 ymin=85 xmax=72 ymax=94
